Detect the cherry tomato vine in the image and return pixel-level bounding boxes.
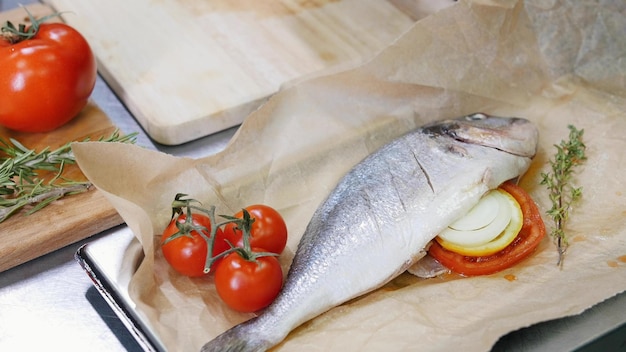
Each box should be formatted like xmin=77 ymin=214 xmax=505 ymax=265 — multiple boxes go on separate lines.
xmin=161 ymin=194 xmax=286 ymax=312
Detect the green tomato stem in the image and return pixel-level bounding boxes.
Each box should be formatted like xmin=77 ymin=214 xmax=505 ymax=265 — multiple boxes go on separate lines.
xmin=166 ymin=195 xmax=284 ymax=274
xmin=203 ymin=205 xmax=219 ymax=274
xmin=1 ymin=6 xmax=65 ymax=43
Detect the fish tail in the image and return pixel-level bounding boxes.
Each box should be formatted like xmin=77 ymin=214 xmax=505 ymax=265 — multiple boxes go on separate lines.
xmin=200 ymin=321 xmax=272 ymax=352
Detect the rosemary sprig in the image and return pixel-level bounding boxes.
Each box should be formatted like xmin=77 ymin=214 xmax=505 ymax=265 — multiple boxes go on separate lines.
xmin=0 ymin=130 xmax=137 ymax=223
xmin=540 ymin=125 xmax=587 ymax=268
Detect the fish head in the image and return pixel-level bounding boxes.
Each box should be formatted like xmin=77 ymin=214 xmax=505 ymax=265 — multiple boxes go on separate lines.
xmin=423 ymin=113 xmax=538 ymax=158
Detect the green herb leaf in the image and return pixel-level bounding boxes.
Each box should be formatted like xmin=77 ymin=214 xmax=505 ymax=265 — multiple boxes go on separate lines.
xmin=0 ymin=130 xmax=137 ymax=223
xmin=540 ymin=125 xmax=587 ymax=268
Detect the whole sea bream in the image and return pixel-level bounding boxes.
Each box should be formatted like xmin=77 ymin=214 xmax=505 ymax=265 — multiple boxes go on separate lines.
xmin=202 ymin=113 xmax=539 ymax=351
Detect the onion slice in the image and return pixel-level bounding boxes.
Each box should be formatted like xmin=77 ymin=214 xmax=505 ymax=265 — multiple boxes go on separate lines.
xmin=448 ymin=191 xmax=501 ymax=231
xmin=435 ymin=189 xmax=524 ymax=257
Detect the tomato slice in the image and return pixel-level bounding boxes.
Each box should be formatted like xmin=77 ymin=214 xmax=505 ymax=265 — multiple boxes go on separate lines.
xmin=428 ymin=181 xmax=546 ymax=276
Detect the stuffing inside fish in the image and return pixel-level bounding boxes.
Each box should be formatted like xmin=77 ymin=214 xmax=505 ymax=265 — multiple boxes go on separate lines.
xmin=201 ymin=113 xmax=539 ymax=352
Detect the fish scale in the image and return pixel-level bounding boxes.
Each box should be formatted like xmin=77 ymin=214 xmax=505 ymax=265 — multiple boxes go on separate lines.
xmin=202 ymin=113 xmax=538 ymax=352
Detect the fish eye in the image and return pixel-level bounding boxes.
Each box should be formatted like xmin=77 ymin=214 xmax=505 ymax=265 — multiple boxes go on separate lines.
xmin=466 ymin=113 xmax=488 ymax=121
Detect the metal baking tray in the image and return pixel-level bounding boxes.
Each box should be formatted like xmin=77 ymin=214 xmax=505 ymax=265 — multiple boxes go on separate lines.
xmin=76 ymin=226 xmax=626 ymax=352
xmin=76 ymin=227 xmax=165 ymax=352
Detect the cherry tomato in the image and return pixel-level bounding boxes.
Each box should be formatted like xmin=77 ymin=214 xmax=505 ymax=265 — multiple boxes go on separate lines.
xmin=0 ymin=22 xmax=97 ymax=132
xmin=428 ymin=181 xmax=546 ymax=276
xmin=161 ymin=213 xmax=230 ymax=277
xmin=214 ymin=249 xmax=283 ymax=312
xmin=223 ymin=205 xmax=288 ymax=254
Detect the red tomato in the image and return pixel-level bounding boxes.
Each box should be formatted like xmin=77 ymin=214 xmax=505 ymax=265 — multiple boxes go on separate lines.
xmin=223 ymin=205 xmax=288 ymax=254
xmin=214 ymin=249 xmax=283 ymax=312
xmin=428 ymin=181 xmax=546 ymax=276
xmin=0 ymin=22 xmax=97 ymax=132
xmin=161 ymin=213 xmax=230 ymax=277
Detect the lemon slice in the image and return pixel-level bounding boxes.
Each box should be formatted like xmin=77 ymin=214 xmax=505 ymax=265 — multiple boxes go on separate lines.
xmin=436 ymin=189 xmax=523 ymax=257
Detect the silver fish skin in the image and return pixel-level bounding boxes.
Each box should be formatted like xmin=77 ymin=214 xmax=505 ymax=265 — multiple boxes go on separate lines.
xmin=201 ymin=113 xmax=538 ymax=352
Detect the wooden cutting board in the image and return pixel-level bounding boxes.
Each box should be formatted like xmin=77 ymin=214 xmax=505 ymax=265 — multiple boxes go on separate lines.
xmin=0 ymin=4 xmax=124 ymax=272
xmin=42 ymin=0 xmax=416 ymax=145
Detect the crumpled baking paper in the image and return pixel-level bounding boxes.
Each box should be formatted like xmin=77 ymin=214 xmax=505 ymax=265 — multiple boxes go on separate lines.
xmin=72 ymin=0 xmax=626 ymax=351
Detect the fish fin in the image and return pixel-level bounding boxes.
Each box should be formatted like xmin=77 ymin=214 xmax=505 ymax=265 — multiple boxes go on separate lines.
xmin=201 ymin=320 xmax=271 ymax=352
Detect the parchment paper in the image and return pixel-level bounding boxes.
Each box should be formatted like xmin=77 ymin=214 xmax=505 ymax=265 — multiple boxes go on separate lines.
xmin=72 ymin=0 xmax=626 ymax=351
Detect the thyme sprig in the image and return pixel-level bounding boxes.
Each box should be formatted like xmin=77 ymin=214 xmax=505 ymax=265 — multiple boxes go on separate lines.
xmin=540 ymin=125 xmax=587 ymax=268
xmin=0 ymin=130 xmax=137 ymax=223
